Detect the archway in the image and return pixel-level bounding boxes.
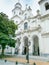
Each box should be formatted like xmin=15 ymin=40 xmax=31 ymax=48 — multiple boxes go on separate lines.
xmin=33 ymin=35 xmax=40 ymax=56
xmin=23 ymin=36 xmax=28 ymax=55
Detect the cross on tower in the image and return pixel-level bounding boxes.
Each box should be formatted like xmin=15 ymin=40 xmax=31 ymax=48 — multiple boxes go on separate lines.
xmin=26 ymin=4 xmax=28 ymax=7
xmin=26 ymin=4 xmax=28 ymax=9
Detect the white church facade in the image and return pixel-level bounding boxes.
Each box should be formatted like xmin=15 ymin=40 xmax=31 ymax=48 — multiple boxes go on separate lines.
xmin=11 ymin=0 xmax=49 ymax=57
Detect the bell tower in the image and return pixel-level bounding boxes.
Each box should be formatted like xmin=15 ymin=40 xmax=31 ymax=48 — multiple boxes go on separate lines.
xmin=39 ymin=0 xmax=49 ymax=16
xmin=12 ymin=0 xmax=22 ymax=16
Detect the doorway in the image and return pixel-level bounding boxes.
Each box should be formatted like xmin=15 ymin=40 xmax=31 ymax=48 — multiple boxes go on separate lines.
xmin=33 ymin=35 xmax=40 ymax=56
xmin=23 ymin=36 xmax=28 ymax=55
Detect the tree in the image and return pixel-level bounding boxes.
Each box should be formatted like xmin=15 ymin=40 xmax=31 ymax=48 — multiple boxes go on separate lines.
xmin=0 ymin=33 xmax=9 ymax=55
xmin=8 ymin=38 xmax=16 ymax=54
xmin=0 ymin=12 xmax=17 ymax=55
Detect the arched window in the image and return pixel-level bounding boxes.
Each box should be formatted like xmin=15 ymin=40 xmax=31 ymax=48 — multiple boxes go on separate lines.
xmin=24 ymin=22 xmax=28 ymax=30
xmin=45 ymin=2 xmax=49 ymax=10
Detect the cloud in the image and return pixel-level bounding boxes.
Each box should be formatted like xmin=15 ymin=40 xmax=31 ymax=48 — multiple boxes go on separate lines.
xmin=0 ymin=0 xmax=16 ymax=18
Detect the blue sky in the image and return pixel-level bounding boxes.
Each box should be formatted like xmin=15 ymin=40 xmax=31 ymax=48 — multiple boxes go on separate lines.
xmin=0 ymin=0 xmax=40 ymax=18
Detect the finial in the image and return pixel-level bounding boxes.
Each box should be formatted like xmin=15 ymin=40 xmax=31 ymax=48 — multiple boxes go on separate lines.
xmin=26 ymin=4 xmax=28 ymax=7
xmin=28 ymin=6 xmax=32 ymax=10
xmin=37 ymin=10 xmax=40 ymax=15
xmin=26 ymin=4 xmax=28 ymax=9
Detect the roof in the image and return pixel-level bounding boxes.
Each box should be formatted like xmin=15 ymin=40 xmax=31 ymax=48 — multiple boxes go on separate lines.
xmin=15 ymin=2 xmax=22 ymax=7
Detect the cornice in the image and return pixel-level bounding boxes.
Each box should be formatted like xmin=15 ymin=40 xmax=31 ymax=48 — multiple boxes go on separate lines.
xmin=18 ymin=15 xmax=39 ymax=25
xmin=40 ymin=14 xmax=49 ymax=20
xmin=11 ymin=15 xmax=21 ymax=20
xmin=16 ymin=26 xmax=41 ymax=36
xmin=41 ymin=32 xmax=49 ymax=36
xmin=12 ymin=6 xmax=22 ymax=12
xmin=11 ymin=12 xmax=49 ymax=25
xmin=18 ymin=18 xmax=30 ymax=25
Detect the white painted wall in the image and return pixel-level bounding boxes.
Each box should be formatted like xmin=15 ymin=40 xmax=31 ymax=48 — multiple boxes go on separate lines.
xmin=11 ymin=0 xmax=49 ymax=56
xmin=39 ymin=0 xmax=49 ymax=16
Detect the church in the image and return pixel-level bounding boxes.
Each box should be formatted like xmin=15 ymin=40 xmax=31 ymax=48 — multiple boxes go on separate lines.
xmin=11 ymin=0 xmax=49 ymax=57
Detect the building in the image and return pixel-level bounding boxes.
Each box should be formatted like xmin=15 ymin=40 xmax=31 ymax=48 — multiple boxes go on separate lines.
xmin=11 ymin=0 xmax=49 ymax=57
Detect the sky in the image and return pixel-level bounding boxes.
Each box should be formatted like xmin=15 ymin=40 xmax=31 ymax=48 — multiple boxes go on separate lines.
xmin=0 ymin=0 xmax=40 ymax=19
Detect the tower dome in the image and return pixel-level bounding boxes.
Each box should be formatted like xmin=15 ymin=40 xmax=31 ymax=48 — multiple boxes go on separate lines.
xmin=15 ymin=2 xmax=22 ymax=9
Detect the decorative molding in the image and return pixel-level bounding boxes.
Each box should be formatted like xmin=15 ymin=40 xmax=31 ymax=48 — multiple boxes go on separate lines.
xmin=41 ymin=32 xmax=49 ymax=36
xmin=40 ymin=14 xmax=49 ymax=20
xmin=12 ymin=13 xmax=49 ymax=25
xmin=11 ymin=14 xmax=21 ymax=19
xmin=38 ymin=14 xmax=49 ymax=22
xmin=16 ymin=26 xmax=41 ymax=36
xmin=17 ymin=13 xmax=41 ymax=25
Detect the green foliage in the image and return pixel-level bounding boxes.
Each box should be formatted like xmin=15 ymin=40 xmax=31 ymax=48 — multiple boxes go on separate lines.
xmin=0 ymin=33 xmax=9 ymax=48
xmin=8 ymin=38 xmax=16 ymax=47
xmin=0 ymin=12 xmax=17 ymax=55
xmin=0 ymin=12 xmax=17 ymax=36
